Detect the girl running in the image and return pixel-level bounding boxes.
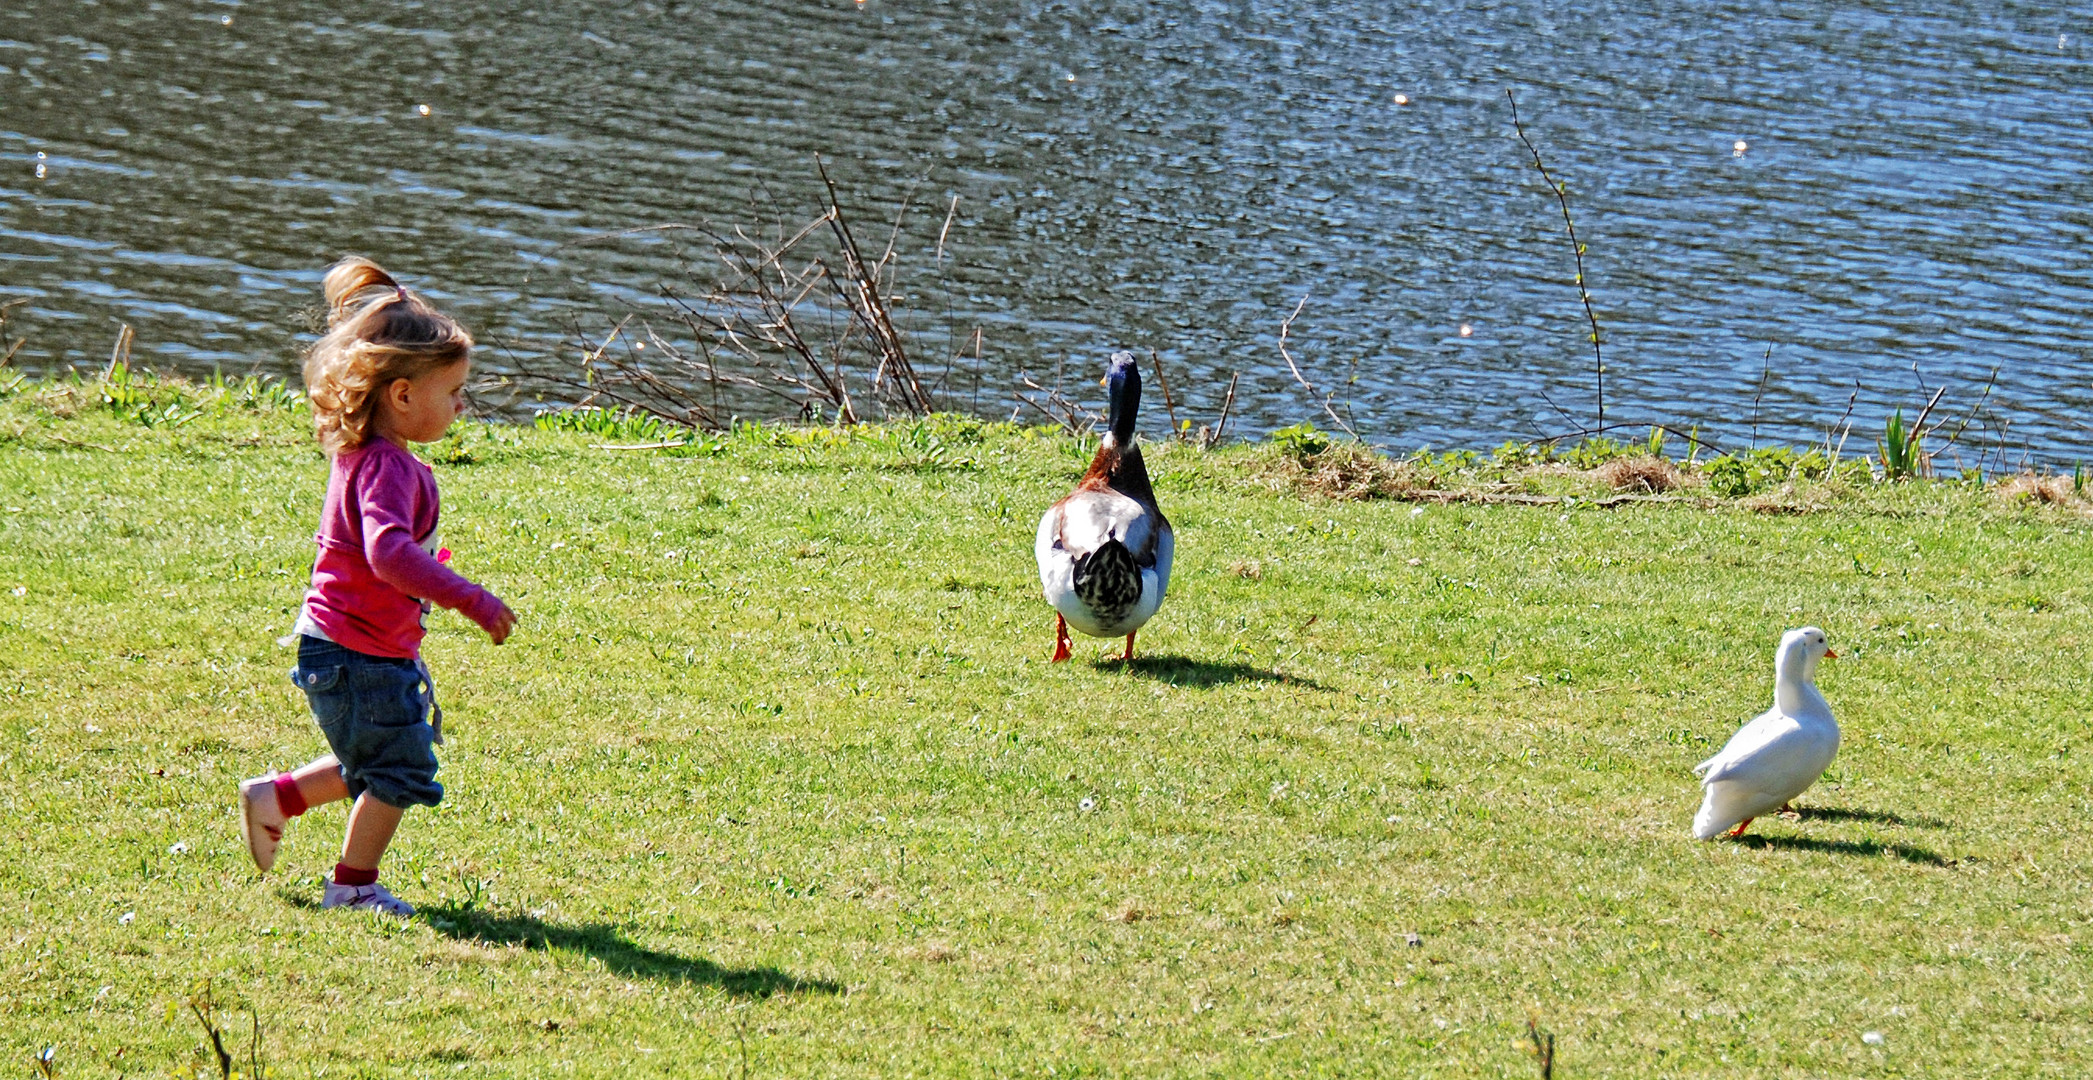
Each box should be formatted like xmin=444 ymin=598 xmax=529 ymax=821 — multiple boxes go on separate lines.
xmin=237 ymin=257 xmax=516 ymax=916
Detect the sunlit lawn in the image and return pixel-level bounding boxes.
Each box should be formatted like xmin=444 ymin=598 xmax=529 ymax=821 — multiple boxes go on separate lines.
xmin=3 ymin=380 xmax=2089 ymax=1077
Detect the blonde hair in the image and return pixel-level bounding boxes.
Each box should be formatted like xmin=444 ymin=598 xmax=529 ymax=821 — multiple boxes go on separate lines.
xmin=303 ymin=256 xmax=473 ymax=454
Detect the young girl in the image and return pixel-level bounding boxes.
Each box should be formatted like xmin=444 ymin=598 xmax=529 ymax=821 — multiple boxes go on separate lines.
xmin=237 ymin=257 xmax=516 ymax=917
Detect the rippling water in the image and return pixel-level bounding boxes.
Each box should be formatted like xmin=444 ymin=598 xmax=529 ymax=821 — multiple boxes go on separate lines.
xmin=5 ymin=2 xmax=2091 ymax=460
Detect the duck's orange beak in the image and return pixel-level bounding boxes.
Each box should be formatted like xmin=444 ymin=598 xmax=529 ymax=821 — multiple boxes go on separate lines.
xmin=1823 ymin=649 xmax=1839 ymax=659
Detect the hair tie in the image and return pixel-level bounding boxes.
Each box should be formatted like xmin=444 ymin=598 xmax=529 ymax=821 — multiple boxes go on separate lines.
xmin=395 ymin=285 xmax=409 ymax=303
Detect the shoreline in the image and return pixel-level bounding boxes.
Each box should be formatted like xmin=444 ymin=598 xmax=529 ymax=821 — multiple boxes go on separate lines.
xmin=6 ymin=369 xmax=2088 ymax=517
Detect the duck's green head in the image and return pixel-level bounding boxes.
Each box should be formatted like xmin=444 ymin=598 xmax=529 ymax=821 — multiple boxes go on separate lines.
xmin=1102 ymin=351 xmax=1141 ymax=443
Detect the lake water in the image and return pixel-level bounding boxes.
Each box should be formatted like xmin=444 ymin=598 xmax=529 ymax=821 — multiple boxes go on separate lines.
xmin=5 ymin=2 xmax=2092 ymax=462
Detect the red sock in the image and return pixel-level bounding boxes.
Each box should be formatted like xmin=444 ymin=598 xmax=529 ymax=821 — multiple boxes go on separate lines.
xmin=272 ymin=774 xmax=308 ymax=818
xmin=333 ymin=863 xmax=379 ymax=887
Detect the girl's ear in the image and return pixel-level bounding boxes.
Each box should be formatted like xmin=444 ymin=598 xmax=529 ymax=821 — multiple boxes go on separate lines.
xmin=383 ymin=376 xmax=415 ymax=412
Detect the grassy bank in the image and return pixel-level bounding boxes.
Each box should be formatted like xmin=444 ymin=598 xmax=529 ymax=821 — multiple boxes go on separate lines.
xmin=3 ymin=373 xmax=2091 ymax=1077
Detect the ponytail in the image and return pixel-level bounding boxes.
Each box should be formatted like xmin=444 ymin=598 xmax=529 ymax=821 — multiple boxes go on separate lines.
xmin=302 ymin=256 xmax=473 ymax=454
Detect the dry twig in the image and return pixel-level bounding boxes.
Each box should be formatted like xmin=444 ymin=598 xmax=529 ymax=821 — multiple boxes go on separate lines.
xmin=1277 ymin=293 xmax=1359 ymax=438
xmin=502 ymin=164 xmax=977 ymax=429
xmin=1508 ymin=89 xmax=1605 ymax=430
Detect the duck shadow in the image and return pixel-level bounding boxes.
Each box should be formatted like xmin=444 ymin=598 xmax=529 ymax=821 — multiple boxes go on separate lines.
xmin=420 ymin=903 xmax=840 ymax=998
xmin=1110 ymin=654 xmax=1329 ymax=690
xmin=1739 ymin=834 xmax=1954 ymax=868
xmin=1796 ymin=806 xmax=1946 ymax=829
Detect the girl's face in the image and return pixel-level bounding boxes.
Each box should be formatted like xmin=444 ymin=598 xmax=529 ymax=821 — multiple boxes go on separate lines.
xmin=379 ymin=356 xmax=471 ymax=445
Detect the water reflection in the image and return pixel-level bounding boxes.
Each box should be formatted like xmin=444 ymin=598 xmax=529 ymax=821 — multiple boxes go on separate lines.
xmin=1 ymin=1 xmax=2089 ymax=459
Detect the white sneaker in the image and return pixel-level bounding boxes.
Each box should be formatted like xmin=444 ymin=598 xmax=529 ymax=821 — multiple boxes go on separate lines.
xmin=237 ymin=774 xmax=287 ymax=872
xmin=321 ymin=881 xmax=416 ymax=918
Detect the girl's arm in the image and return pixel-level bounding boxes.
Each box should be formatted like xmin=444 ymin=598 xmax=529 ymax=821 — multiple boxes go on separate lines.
xmin=358 ymin=457 xmax=512 ymax=639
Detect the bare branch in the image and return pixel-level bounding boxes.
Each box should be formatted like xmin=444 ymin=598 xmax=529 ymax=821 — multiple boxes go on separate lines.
xmin=1148 ymin=348 xmax=1183 ymax=439
xmin=935 ymin=196 xmax=960 ymax=266
xmin=1203 ymin=371 xmax=1240 ymax=449
xmin=1749 ymin=343 xmax=1772 ymax=450
xmin=1277 ymin=293 xmax=1359 ymax=439
xmin=1508 ymin=89 xmax=1605 ymax=430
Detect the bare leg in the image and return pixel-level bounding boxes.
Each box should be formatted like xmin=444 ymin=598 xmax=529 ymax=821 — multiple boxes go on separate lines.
xmin=1726 ymin=817 xmax=1755 ymax=839
xmin=252 ymin=755 xmax=349 ymax=844
xmin=1121 ymin=631 xmax=1136 ymax=662
xmin=339 ymin=794 xmax=405 ymax=872
xmin=291 ymin=755 xmax=349 ymax=809
xmin=1052 ymin=614 xmax=1072 ymax=663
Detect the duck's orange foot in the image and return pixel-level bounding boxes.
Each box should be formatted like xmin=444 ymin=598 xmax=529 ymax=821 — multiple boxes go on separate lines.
xmin=1052 ymin=614 xmax=1072 ymax=663
xmin=1727 ymin=817 xmax=1755 ymax=839
xmin=1120 ymin=632 xmax=1137 ymax=663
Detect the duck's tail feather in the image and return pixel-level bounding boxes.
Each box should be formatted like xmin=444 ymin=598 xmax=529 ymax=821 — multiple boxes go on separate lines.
xmin=1692 ymin=783 xmax=1743 ymax=840
xmin=1071 ymin=538 xmax=1142 ymax=625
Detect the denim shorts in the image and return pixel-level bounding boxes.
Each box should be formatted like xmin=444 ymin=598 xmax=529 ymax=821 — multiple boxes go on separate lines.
xmin=291 ymin=636 xmax=443 ymax=809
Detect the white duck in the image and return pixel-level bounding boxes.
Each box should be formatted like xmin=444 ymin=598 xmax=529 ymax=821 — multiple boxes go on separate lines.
xmin=1035 ymin=351 xmax=1174 ymax=663
xmin=1692 ymin=626 xmax=1840 ymax=840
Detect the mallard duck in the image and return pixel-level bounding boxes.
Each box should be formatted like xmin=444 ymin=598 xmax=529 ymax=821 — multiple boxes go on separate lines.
xmin=1692 ymin=627 xmax=1841 ymax=840
xmin=1035 ymin=351 xmax=1174 ymax=662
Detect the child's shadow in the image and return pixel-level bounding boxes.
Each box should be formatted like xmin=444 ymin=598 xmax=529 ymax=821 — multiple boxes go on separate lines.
xmin=419 ymin=903 xmax=840 ymax=998
xmin=1112 ymin=654 xmax=1329 ymax=691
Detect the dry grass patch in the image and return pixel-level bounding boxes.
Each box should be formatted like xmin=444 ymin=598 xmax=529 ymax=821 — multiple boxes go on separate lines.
xmin=1257 ymin=443 xmax=1433 ymax=500
xmin=1106 ymin=901 xmax=1147 ymax=924
xmin=1596 ymin=455 xmax=1683 ymax=494
xmin=903 ymin=942 xmax=960 ymax=963
xmin=1997 ymin=472 xmax=2079 ymax=507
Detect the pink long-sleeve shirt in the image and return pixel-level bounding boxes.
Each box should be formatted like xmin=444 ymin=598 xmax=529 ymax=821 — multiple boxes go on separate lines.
xmin=299 ymin=437 xmax=505 ymax=659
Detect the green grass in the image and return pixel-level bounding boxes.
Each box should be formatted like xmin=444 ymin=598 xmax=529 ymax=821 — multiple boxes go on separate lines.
xmin=3 ymin=376 xmax=2091 ymax=1077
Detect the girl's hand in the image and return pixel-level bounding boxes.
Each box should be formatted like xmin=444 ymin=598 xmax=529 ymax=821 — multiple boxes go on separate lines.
xmin=484 ymin=598 xmax=518 ymax=644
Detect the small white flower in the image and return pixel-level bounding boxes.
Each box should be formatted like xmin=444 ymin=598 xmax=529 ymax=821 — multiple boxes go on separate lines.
xmin=83 ymin=723 xmax=101 ymax=734
xmin=10 ymin=586 xmax=23 ymax=597
xmin=118 ymin=911 xmax=135 ymax=925
xmin=1406 ymin=557 xmax=1422 ymax=566
xmin=1862 ymin=1031 xmax=1885 ymax=1046
xmin=663 ymin=550 xmax=680 ymax=560
xmin=1409 ymin=507 xmax=1425 ymax=517
xmin=168 ymin=841 xmax=189 ymax=855
xmin=549 ymin=541 xmax=566 ymax=551
xmin=1078 ymin=797 xmax=1096 ymax=813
